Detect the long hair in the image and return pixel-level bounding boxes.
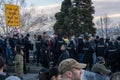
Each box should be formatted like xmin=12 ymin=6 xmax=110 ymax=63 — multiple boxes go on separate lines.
xmin=15 ymin=45 xmax=21 ymax=54
xmin=39 ymin=67 xmax=59 ymax=80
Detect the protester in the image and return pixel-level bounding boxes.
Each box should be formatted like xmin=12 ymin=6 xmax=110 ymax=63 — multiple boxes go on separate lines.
xmin=110 ymin=72 xmax=120 ymax=80
xmin=67 ymin=35 xmax=79 ymax=61
xmin=38 ymin=67 xmax=48 ymax=78
xmin=14 ymin=45 xmax=24 ymax=79
xmin=0 ymin=36 xmax=5 ymax=58
xmin=35 ymin=35 xmax=43 ymax=66
xmin=58 ymin=44 xmax=70 ymax=65
xmin=42 ymin=32 xmax=49 ymax=43
xmin=91 ymin=56 xmax=111 ymax=76
xmin=95 ymin=38 xmax=107 ymax=57
xmin=115 ymin=36 xmax=120 ymax=71
xmin=39 ymin=67 xmax=60 ymax=80
xmin=23 ymin=33 xmax=31 ymax=63
xmin=63 ymin=35 xmax=69 ymax=46
xmin=58 ymin=58 xmax=86 ymax=80
xmin=104 ymin=41 xmax=118 ymax=72
xmin=4 ymin=33 xmax=14 ymax=65
xmin=5 ymin=76 xmax=21 ymax=80
xmin=77 ymin=35 xmax=84 ymax=63
xmin=0 ymin=56 xmax=9 ymax=80
xmin=52 ymin=34 xmax=65 ymax=66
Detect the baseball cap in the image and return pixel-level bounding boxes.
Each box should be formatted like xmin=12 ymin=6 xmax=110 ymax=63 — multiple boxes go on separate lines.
xmin=92 ymin=63 xmax=111 ymax=75
xmin=58 ymin=58 xmax=86 ymax=74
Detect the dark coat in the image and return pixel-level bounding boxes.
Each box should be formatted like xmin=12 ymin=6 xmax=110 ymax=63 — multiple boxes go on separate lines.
xmin=4 ymin=38 xmax=14 ymax=49
xmin=58 ymin=50 xmax=69 ymax=65
xmin=77 ymin=38 xmax=84 ymax=53
xmin=96 ymin=38 xmax=107 ymax=57
xmin=104 ymin=42 xmax=118 ymax=63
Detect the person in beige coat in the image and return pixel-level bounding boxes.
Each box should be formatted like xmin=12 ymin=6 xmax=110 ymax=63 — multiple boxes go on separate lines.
xmin=15 ymin=44 xmax=24 ymax=79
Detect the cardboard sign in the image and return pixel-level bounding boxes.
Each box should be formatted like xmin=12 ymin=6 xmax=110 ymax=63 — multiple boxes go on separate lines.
xmin=5 ymin=4 xmax=20 ymax=26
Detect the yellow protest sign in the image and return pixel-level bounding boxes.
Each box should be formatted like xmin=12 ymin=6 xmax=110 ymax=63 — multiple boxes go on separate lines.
xmin=5 ymin=4 xmax=20 ymax=27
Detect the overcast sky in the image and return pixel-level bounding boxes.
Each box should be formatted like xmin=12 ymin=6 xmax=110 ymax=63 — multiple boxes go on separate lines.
xmin=26 ymin=0 xmax=63 ymax=6
xmin=26 ymin=0 xmax=120 ymax=22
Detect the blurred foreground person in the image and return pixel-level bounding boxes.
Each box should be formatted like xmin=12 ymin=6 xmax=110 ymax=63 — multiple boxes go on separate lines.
xmin=5 ymin=76 xmax=21 ymax=80
xmin=92 ymin=56 xmax=111 ymax=76
xmin=58 ymin=58 xmax=86 ymax=80
xmin=0 ymin=56 xmax=9 ymax=80
xmin=81 ymin=69 xmax=109 ymax=80
xmin=110 ymin=72 xmax=120 ymax=80
xmin=39 ymin=67 xmax=60 ymax=80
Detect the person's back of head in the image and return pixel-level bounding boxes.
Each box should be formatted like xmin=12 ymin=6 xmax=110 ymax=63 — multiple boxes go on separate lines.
xmin=39 ymin=67 xmax=59 ymax=80
xmin=15 ymin=44 xmax=22 ymax=54
xmin=48 ymin=67 xmax=59 ymax=80
xmin=39 ymin=71 xmax=48 ymax=80
xmin=96 ymin=56 xmax=105 ymax=64
xmin=110 ymin=72 xmax=120 ymax=80
xmin=38 ymin=68 xmax=48 ymax=80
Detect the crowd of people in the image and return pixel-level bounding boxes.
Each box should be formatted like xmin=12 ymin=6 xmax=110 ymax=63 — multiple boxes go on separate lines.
xmin=0 ymin=32 xmax=120 ymax=80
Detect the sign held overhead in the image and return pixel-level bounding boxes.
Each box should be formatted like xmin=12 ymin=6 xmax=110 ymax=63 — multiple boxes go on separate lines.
xmin=5 ymin=4 xmax=20 ymax=27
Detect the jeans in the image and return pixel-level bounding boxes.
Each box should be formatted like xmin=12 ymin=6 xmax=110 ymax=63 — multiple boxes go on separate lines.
xmin=79 ymin=53 xmax=84 ymax=63
xmin=6 ymin=47 xmax=12 ymax=63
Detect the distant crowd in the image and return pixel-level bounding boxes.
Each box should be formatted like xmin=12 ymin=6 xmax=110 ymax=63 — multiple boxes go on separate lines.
xmin=0 ymin=32 xmax=120 ymax=80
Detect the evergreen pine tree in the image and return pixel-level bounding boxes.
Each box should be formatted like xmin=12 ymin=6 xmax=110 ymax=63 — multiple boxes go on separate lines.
xmin=54 ymin=0 xmax=96 ymax=37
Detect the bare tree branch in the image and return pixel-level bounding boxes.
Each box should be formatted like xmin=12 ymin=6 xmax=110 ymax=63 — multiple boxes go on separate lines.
xmin=0 ymin=0 xmax=26 ymax=34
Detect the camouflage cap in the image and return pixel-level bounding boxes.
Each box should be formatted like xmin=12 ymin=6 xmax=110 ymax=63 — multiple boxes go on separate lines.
xmin=58 ymin=58 xmax=86 ymax=74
